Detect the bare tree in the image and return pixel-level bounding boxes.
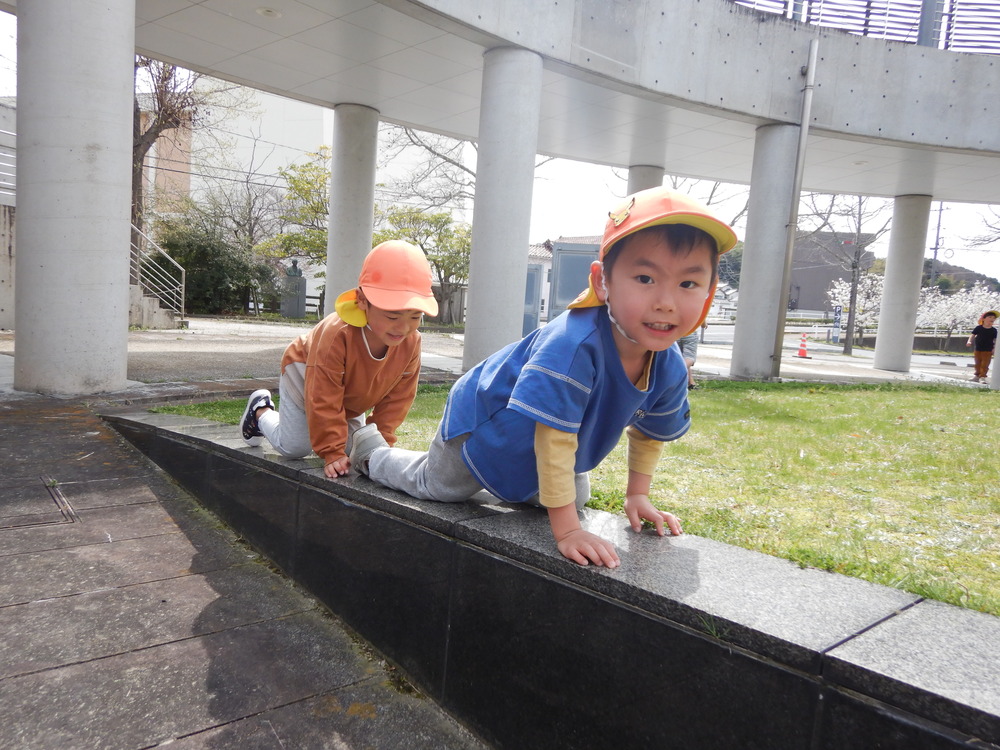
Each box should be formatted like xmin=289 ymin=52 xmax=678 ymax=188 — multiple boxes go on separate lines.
xmin=132 ymin=57 xmax=254 ymax=237
xmin=965 ymin=204 xmax=1000 ymax=248
xmin=664 ymin=175 xmax=750 ymax=228
xmin=151 ymin=135 xmax=288 ymax=314
xmin=192 ymin=138 xmax=285 ymax=256
xmin=377 ymin=125 xmax=477 ymax=212
xmin=377 ymin=124 xmax=555 ymax=214
xmin=800 ymin=193 xmax=892 ymax=354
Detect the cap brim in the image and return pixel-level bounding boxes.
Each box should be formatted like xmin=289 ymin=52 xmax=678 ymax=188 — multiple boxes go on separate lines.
xmin=602 ymin=212 xmax=738 ymax=258
xmin=362 ymin=286 xmax=439 ymax=317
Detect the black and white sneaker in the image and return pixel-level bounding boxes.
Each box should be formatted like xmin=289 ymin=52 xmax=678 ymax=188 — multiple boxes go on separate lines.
xmin=241 ymin=389 xmax=273 ymax=446
xmin=349 ymin=422 xmax=389 ymax=476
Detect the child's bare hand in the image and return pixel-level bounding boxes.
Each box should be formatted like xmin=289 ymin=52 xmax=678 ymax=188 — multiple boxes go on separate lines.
xmin=624 ymin=494 xmax=683 ymax=536
xmin=325 ymin=456 xmax=350 ymax=478
xmin=555 ymin=528 xmax=621 ymax=568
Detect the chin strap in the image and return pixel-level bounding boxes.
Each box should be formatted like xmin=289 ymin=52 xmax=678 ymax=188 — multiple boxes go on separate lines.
xmin=601 ymin=269 xmax=639 ymax=345
xmin=359 ymin=325 xmax=386 ymax=361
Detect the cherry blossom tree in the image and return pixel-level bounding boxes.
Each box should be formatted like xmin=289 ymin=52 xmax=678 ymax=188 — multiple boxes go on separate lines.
xmin=827 ymin=273 xmax=884 ymax=346
xmin=916 ymin=282 xmax=1000 ymax=348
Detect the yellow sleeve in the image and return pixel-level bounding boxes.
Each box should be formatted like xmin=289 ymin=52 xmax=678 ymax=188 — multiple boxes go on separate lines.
xmin=534 ymin=422 xmax=579 ymax=509
xmin=626 ymin=425 xmax=664 ymax=476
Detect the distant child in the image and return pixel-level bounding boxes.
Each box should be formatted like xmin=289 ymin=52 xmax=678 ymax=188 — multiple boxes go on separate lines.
xmin=350 ymin=187 xmax=737 ymax=567
xmin=678 ymin=330 xmax=700 ymax=388
xmin=966 ymin=309 xmax=998 ymax=383
xmin=240 ymin=240 xmax=438 ymax=477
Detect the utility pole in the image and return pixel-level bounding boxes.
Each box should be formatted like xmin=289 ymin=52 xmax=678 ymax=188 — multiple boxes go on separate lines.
xmin=928 ymin=201 xmax=944 ymax=287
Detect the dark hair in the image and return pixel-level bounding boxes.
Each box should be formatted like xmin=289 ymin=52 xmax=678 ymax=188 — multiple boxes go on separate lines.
xmin=604 ymin=224 xmax=720 ymax=282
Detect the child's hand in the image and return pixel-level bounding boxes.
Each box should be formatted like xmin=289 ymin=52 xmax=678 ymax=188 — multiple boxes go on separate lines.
xmin=325 ymin=456 xmax=350 ymax=478
xmin=624 ymin=494 xmax=683 ymax=536
xmin=555 ymin=528 xmax=621 ymax=568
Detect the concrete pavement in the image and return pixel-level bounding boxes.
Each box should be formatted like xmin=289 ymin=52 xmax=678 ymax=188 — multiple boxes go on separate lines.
xmin=0 ymin=320 xmax=481 ymax=750
xmin=2 ymin=319 xmax=990 ymax=396
xmin=692 ymin=333 xmax=992 ymax=387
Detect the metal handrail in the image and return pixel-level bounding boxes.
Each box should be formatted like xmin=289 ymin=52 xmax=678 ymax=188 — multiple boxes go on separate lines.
xmin=0 ymin=121 xmax=185 ymax=320
xmin=130 ymin=224 xmax=186 ymax=320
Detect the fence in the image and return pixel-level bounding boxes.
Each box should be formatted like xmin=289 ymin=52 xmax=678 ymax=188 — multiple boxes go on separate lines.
xmin=731 ymin=0 xmax=1000 ymax=54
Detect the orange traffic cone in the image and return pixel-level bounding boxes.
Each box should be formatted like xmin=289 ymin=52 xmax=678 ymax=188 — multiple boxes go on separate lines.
xmin=797 ymin=332 xmax=811 ymax=358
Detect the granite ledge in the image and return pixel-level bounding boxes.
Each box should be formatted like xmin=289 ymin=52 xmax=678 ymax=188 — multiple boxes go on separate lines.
xmin=103 ymin=411 xmax=1000 ymax=747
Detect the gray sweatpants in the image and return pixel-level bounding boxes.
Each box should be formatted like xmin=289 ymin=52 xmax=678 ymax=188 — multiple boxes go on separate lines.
xmin=368 ymin=428 xmax=591 ymax=509
xmin=258 ymin=368 xmax=364 ymax=459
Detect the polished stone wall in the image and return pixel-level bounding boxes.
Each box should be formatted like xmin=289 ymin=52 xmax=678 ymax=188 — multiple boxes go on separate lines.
xmin=107 ymin=411 xmax=1000 ymax=750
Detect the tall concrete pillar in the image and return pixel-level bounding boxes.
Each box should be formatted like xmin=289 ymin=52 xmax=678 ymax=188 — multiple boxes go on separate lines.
xmin=627 ymin=165 xmax=664 ymax=194
xmin=14 ymin=0 xmax=135 ymax=395
xmin=873 ymin=195 xmax=932 ymax=372
xmin=731 ymin=123 xmax=799 ymax=380
xmin=325 ymin=103 xmax=379 ymax=316
xmin=463 ymin=47 xmax=542 ymax=369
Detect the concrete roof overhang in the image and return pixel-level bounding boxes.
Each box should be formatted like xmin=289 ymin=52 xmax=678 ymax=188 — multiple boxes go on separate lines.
xmin=6 ymin=0 xmax=999 ymax=205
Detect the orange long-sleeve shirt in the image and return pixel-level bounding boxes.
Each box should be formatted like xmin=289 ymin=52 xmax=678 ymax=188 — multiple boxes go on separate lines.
xmin=280 ymin=313 xmax=421 ymax=464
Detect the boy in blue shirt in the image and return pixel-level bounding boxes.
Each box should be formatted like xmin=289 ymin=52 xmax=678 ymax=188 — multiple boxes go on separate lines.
xmin=351 ymin=187 xmax=737 ymax=567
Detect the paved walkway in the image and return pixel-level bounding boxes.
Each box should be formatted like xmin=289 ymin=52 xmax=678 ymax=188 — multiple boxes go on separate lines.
xmin=0 ymin=318 xmax=991 ymax=393
xmin=0 ymin=322 xmax=481 ymax=749
xmin=692 ymin=334 xmax=994 ymax=388
xmin=0 ymin=320 xmax=991 ymax=749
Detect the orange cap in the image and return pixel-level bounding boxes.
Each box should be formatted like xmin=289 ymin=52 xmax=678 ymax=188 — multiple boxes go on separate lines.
xmin=335 ymin=240 xmax=439 ymax=327
xmin=567 ymin=187 xmax=737 ymax=334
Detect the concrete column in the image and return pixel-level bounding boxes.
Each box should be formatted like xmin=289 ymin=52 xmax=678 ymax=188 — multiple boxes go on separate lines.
xmin=0 ymin=204 xmax=13 ymax=330
xmin=14 ymin=0 xmax=135 ymax=395
xmin=873 ymin=195 xmax=932 ymax=372
xmin=325 ymin=103 xmax=379 ymax=316
xmin=463 ymin=47 xmax=542 ymax=369
xmin=627 ymin=165 xmax=664 ymax=194
xmin=730 ymin=123 xmax=799 ymax=380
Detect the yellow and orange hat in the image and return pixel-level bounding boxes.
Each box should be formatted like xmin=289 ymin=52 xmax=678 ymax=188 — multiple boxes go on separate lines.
xmin=335 ymin=240 xmax=439 ymax=327
xmin=567 ymin=187 xmax=738 ymax=334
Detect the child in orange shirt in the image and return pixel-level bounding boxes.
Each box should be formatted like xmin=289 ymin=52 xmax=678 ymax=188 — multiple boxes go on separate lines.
xmin=240 ymin=240 xmax=438 ymax=477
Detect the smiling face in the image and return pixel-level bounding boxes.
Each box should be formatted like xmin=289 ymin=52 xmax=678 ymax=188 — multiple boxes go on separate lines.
xmin=357 ymin=295 xmax=423 ymax=356
xmin=593 ymin=228 xmax=716 ymax=364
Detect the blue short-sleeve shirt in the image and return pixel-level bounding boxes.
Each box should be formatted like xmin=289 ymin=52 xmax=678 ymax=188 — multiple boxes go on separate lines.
xmin=442 ymin=307 xmax=690 ymax=503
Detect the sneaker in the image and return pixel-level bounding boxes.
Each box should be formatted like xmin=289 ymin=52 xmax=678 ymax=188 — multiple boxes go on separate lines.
xmin=240 ymin=389 xmax=273 ymax=446
xmin=349 ymin=422 xmax=389 ymax=476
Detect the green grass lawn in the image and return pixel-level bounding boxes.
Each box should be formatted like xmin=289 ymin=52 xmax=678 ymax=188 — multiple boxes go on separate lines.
xmin=155 ymin=381 xmax=1000 ymax=617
